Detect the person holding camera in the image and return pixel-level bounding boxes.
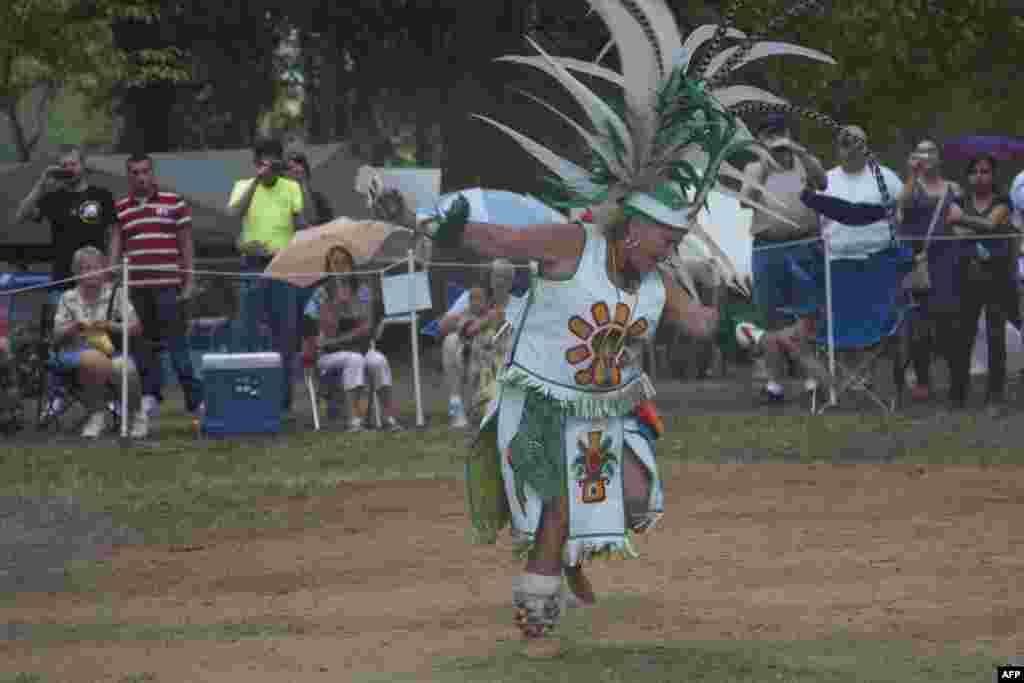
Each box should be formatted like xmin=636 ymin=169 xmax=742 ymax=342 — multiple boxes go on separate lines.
xmin=226 ymin=138 xmax=307 ymax=413
xmin=740 ymin=115 xmax=828 ymax=402
xmin=15 ymin=145 xmax=117 ymax=303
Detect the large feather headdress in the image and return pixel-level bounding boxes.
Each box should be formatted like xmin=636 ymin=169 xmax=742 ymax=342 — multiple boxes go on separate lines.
xmin=473 ymin=0 xmax=843 ymax=291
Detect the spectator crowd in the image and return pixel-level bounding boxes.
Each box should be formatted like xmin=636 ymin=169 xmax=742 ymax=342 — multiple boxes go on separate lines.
xmin=8 ymin=121 xmax=1024 ymax=438
xmin=743 ymin=115 xmax=1024 ymax=415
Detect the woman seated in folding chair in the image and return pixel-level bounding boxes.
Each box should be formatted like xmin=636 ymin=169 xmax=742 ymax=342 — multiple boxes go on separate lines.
xmin=52 ymin=246 xmax=147 ymax=438
xmin=301 ymin=246 xmax=403 ymax=433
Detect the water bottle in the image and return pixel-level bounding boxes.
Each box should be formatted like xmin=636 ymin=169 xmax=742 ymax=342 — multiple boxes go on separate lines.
xmin=977 ymin=243 xmax=991 ymax=261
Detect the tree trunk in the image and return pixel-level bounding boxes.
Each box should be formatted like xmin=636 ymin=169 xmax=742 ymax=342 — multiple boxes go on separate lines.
xmin=300 ymin=29 xmax=323 ymax=143
xmin=3 ymin=102 xmax=33 ymax=162
xmin=318 ymin=27 xmax=340 ymax=142
xmin=3 ymin=83 xmax=57 ymax=162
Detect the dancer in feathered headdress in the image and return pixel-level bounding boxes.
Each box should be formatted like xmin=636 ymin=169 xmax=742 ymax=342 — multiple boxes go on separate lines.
xmin=365 ymin=0 xmax=859 ymax=659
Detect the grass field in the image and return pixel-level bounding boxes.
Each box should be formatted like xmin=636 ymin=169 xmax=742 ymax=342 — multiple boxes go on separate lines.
xmin=1 ymin=372 xmax=1021 ymax=682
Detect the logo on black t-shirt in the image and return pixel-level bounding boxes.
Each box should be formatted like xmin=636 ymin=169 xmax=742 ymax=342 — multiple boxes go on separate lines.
xmin=77 ymin=200 xmax=102 ymax=224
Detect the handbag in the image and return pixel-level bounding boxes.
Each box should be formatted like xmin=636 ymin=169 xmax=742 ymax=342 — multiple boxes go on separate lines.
xmin=902 ymin=185 xmax=952 ymax=295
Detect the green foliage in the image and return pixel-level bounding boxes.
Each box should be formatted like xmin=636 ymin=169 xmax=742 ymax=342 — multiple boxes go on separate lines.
xmin=718 ymin=0 xmax=1024 ymax=165
xmin=410 ymin=629 xmax=999 ymax=683
xmin=0 ymin=0 xmax=188 ymax=159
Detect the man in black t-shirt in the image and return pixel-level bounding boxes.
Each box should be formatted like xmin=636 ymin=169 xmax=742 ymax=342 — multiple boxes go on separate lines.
xmin=15 ymin=145 xmax=117 ymax=303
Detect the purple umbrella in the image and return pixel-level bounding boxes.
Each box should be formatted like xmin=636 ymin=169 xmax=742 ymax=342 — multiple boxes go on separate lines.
xmin=942 ymin=135 xmax=1024 ymax=163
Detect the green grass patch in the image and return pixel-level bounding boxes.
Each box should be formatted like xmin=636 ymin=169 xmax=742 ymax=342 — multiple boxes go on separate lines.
xmin=410 ymin=638 xmax=999 ymax=683
xmin=6 ymin=619 xmax=294 ymax=647
xmin=358 ymin=596 xmax=1001 ymax=683
xmin=0 ymin=393 xmax=1019 ymax=550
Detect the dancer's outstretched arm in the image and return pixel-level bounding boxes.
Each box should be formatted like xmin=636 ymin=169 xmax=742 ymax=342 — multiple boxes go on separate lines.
xmin=376 ymin=190 xmax=586 ymax=278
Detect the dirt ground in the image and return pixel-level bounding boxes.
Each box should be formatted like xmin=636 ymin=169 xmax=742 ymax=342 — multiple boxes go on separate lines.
xmin=3 ymin=464 xmax=1022 ymax=682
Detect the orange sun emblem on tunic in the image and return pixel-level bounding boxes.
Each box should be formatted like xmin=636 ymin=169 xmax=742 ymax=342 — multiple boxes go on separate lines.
xmin=565 ymin=301 xmax=649 ymax=387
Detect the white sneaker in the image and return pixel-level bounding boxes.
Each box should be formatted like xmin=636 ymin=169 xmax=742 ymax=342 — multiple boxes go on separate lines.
xmin=346 ymin=419 xmax=364 ymax=433
xmin=448 ymin=398 xmax=468 ymax=429
xmin=81 ymin=411 xmax=107 ymax=438
xmin=42 ymin=396 xmax=65 ymax=421
xmin=142 ymin=395 xmax=159 ymax=418
xmin=130 ymin=410 xmax=149 ymax=439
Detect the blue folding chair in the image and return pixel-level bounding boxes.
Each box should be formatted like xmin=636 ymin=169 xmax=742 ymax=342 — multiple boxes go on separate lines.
xmin=793 ymin=245 xmax=917 ymax=413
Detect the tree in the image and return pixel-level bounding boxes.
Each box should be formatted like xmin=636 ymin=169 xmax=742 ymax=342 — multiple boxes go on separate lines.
xmin=710 ymin=0 xmax=1024 ymax=167
xmin=0 ymin=0 xmax=187 ymax=161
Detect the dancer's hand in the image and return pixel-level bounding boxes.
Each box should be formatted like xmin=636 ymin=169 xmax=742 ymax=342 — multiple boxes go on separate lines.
xmin=416 ymin=194 xmax=471 ymax=248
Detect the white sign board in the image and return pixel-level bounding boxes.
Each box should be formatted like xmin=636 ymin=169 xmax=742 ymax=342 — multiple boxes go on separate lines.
xmin=373 ymin=168 xmax=442 ymax=212
xmin=381 ymin=271 xmax=433 ymax=316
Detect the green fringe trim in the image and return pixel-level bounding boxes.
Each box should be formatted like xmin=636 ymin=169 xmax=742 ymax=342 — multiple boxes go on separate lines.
xmin=513 ymin=529 xmax=642 ymax=562
xmin=497 ymin=365 xmax=656 ymax=419
xmin=463 ymin=418 xmax=510 ymax=546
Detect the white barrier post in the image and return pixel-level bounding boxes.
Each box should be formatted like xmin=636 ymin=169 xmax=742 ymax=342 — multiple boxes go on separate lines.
xmin=408 ymin=249 xmax=425 ymax=427
xmin=121 ymin=257 xmax=130 ymax=437
xmin=307 ymin=368 xmax=320 ymax=431
xmin=823 ymin=236 xmax=837 ymax=407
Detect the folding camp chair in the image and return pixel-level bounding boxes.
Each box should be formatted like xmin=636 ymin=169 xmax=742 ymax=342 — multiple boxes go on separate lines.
xmin=307 ymin=318 xmax=388 ymax=430
xmin=29 ymin=301 xmax=123 ymax=433
xmin=796 ymin=245 xmax=916 ymax=414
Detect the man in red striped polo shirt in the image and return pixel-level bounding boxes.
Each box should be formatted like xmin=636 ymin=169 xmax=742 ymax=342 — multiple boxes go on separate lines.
xmin=110 ymin=153 xmax=204 ymax=428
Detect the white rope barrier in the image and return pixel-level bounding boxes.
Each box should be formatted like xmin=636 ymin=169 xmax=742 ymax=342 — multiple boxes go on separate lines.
xmin=407 ymin=248 xmax=425 ymax=427
xmin=0 ymin=265 xmax=120 ymax=297
xmin=750 ymin=231 xmax=1023 ymax=253
xmin=751 ymin=236 xmax=823 ymax=252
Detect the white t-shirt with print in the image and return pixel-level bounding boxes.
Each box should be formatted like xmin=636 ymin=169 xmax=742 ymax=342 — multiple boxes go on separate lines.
xmin=821 ymin=164 xmax=903 ymax=260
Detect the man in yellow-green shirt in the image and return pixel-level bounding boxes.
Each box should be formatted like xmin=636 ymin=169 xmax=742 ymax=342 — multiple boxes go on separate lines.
xmin=226 ymin=138 xmax=311 ymax=413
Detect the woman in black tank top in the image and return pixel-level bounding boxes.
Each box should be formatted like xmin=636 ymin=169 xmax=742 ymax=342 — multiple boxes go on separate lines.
xmin=951 ymin=154 xmax=1018 ymax=411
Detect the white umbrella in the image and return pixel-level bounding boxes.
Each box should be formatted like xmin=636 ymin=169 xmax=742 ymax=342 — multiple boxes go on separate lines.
xmin=416 ymin=187 xmax=568 ymax=226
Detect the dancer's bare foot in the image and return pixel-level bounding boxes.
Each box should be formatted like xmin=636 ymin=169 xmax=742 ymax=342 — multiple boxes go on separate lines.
xmin=564 ymin=564 xmax=596 ymax=608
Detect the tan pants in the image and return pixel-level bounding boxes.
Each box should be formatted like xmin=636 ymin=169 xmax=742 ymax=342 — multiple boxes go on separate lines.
xmin=442 ymin=332 xmax=468 ymax=402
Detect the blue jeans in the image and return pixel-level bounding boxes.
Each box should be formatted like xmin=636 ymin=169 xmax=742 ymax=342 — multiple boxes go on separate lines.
xmin=231 ymin=255 xmax=298 ymax=411
xmin=129 ymin=287 xmax=204 ymax=413
xmin=752 ymin=238 xmax=825 ymax=328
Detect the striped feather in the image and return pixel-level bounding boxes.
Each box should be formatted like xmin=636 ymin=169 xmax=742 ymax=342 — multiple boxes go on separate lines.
xmin=622 ymin=0 xmax=684 ymax=74
xmin=703 ymin=42 xmax=836 ymax=81
xmin=681 ymin=24 xmax=748 ymax=72
xmin=510 ymin=88 xmax=631 ymax=181
xmin=514 ymin=36 xmax=635 ymax=166
xmin=499 ymin=55 xmax=624 ymax=88
xmin=709 ymin=182 xmax=803 ymax=232
xmin=585 ymin=0 xmax=662 ymax=166
xmin=710 ymin=84 xmax=790 ymax=109
xmin=471 ymin=114 xmax=606 ymax=198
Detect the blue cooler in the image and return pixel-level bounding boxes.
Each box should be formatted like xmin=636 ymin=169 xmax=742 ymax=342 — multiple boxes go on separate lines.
xmin=201 ymin=352 xmax=283 ymax=435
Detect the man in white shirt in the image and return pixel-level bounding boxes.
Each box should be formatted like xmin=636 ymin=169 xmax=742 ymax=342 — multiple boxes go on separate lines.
xmin=439 ymin=260 xmax=523 ymax=428
xmin=821 ymin=125 xmax=903 ymax=260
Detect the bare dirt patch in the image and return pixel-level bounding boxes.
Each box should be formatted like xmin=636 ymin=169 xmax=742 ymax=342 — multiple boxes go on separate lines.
xmin=3 ymin=466 xmax=1022 ymax=681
